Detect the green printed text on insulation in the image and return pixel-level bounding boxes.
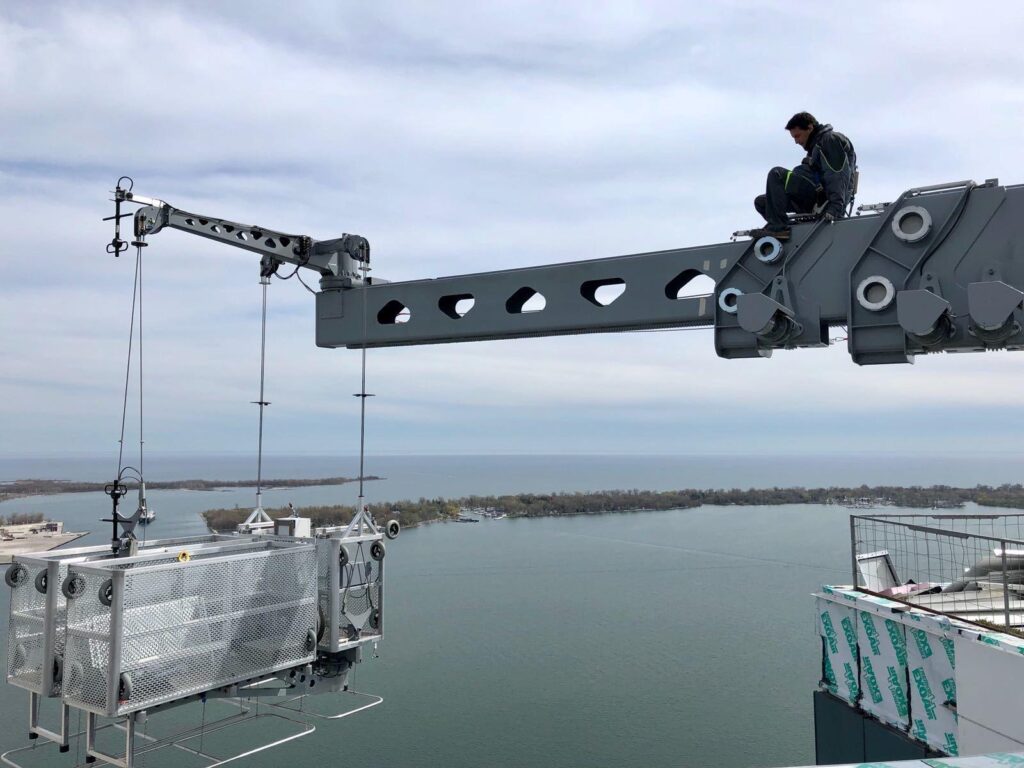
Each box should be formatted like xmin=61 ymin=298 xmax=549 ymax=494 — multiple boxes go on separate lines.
xmin=885 ymin=619 xmax=907 ymax=666
xmin=861 ymin=613 xmax=881 ymax=655
xmin=863 ymin=658 xmax=883 ymax=704
xmin=887 ymin=665 xmax=909 ymax=717
xmin=912 ymin=629 xmax=932 ymax=660
xmin=843 ymin=663 xmax=858 ymax=698
xmin=821 ymin=612 xmax=839 ymax=654
xmin=940 ymin=637 xmax=955 ymax=668
xmin=841 ymin=616 xmax=858 ymax=656
xmin=944 ymin=732 xmax=958 ymax=756
xmin=912 ymin=667 xmax=936 ymax=719
xmin=823 ymin=655 xmax=836 ymax=689
xmin=941 ymin=677 xmax=956 ymax=704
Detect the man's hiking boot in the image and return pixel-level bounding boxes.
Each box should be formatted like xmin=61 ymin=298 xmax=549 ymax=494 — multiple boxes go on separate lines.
xmin=748 ymin=227 xmax=791 ymax=241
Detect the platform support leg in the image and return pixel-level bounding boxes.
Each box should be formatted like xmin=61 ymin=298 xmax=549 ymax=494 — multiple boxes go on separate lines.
xmin=28 ymin=691 xmax=71 ymax=751
xmin=85 ymin=711 xmax=136 ymax=768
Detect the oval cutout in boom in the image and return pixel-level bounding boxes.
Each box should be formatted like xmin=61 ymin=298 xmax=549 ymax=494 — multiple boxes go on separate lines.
xmin=666 ymin=270 xmax=715 ymax=299
xmin=378 ymin=300 xmax=411 ymax=324
xmin=506 ymin=287 xmax=546 ymax=314
xmin=581 ymin=278 xmax=626 ymax=307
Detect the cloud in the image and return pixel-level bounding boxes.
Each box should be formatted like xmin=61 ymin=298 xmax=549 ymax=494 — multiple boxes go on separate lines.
xmin=3 ymin=1 xmax=1024 ymax=458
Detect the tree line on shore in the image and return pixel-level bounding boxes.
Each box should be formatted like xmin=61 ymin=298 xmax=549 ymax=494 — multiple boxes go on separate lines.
xmin=0 ymin=511 xmax=45 ymax=527
xmin=0 ymin=476 xmax=377 ymax=504
xmin=200 ymin=484 xmax=1024 ymax=532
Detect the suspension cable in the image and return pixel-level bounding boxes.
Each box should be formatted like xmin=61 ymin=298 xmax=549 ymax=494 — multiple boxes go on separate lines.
xmin=139 ymin=245 xmax=144 ymax=482
xmin=355 ymin=259 xmax=373 ymax=519
xmin=116 ymin=246 xmax=142 ymax=476
xmin=254 ymin=276 xmax=270 ymax=512
xmin=138 ymin=244 xmax=147 ymax=545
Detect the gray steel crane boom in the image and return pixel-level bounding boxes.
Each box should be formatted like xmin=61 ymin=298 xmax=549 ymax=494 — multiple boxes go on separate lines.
xmin=122 ymin=178 xmax=1024 ymax=365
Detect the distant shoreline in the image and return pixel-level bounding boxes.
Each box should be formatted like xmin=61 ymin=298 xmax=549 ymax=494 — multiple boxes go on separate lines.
xmin=200 ymin=484 xmax=1024 ymax=532
xmin=0 ymin=476 xmax=381 ymax=505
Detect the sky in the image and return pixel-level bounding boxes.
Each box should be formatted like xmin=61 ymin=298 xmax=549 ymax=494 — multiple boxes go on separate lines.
xmin=3 ymin=1 xmax=1024 ymax=460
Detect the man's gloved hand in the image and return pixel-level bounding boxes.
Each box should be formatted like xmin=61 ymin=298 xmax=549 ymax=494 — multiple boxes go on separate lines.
xmin=822 ymin=211 xmax=836 ymax=223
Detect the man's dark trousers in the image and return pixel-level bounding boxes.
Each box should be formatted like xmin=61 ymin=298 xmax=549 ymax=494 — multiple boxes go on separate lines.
xmin=754 ymin=165 xmax=819 ymax=231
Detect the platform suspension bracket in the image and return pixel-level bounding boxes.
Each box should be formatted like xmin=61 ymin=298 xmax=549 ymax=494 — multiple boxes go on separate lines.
xmin=101 ymin=480 xmax=141 ymax=555
xmin=104 ymin=177 xmax=134 ymax=257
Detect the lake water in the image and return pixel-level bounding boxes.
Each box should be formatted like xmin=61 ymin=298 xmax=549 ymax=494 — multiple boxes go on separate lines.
xmin=0 ymin=454 xmax=1021 ymax=767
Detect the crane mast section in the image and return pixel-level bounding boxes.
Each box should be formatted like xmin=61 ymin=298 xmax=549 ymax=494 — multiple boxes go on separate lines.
xmin=319 ymin=180 xmax=1024 ymax=365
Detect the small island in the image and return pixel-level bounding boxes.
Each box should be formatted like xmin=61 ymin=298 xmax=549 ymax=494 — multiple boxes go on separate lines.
xmin=201 ymin=484 xmax=1024 ymax=532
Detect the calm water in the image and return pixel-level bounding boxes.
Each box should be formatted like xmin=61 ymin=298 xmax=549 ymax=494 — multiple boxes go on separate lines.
xmin=0 ymin=455 xmax=1020 ymax=767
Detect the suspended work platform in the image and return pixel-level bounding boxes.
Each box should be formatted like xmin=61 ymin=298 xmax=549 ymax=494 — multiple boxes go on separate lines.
xmin=4 ymin=508 xmax=396 ymax=768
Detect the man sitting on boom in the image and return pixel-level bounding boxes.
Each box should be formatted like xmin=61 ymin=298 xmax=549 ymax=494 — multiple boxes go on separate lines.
xmin=750 ymin=112 xmax=856 ymax=241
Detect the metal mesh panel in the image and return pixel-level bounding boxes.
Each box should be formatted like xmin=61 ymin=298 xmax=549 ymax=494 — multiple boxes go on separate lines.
xmin=341 ymin=584 xmax=381 ymax=636
xmin=344 ymin=551 xmax=381 ymax=588
xmin=7 ymin=559 xmax=72 ymax=696
xmin=314 ymin=538 xmax=385 ymax=650
xmin=63 ymin=546 xmax=318 ymax=716
xmin=9 ymin=537 xmax=266 ymax=704
xmin=118 ymin=546 xmax=317 ymax=714
xmin=340 ymin=546 xmax=382 ymax=640
xmin=7 ymin=561 xmax=47 ymax=692
xmin=852 ymin=513 xmax=1024 ymax=628
xmin=62 ymin=569 xmax=114 ymax=713
xmin=50 ymin=561 xmax=69 ymax=697
xmin=317 ymin=539 xmax=333 ymax=644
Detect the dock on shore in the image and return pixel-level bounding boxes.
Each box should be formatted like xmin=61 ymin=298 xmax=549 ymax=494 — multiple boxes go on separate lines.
xmin=0 ymin=522 xmax=89 ymax=563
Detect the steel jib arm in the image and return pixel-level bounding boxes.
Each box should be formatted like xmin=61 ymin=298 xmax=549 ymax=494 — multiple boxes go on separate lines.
xmin=318 ymin=179 xmax=1024 ymax=365
xmin=119 ymin=187 xmax=371 ymax=289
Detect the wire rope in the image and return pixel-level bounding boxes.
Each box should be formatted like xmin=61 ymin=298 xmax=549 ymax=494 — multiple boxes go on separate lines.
xmin=254 ymin=277 xmax=270 ymax=512
xmin=355 ymin=257 xmax=372 ymax=524
xmin=116 ymin=246 xmax=142 ymax=476
xmin=138 ymin=246 xmax=147 ymax=546
xmin=138 ymin=245 xmax=144 ymax=484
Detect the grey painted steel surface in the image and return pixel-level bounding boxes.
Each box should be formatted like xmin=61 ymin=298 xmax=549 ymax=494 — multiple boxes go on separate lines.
xmin=314 ymin=242 xmax=738 ymax=347
xmin=127 ymin=178 xmax=1024 ymax=364
xmin=6 ymin=535 xmax=244 ymax=699
xmin=312 ymin=179 xmax=1024 ymax=365
xmin=316 ymin=535 xmax=384 ymax=653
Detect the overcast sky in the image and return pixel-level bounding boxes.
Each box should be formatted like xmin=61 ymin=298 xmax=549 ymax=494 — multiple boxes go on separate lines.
xmin=3 ymin=1 xmax=1024 ymax=460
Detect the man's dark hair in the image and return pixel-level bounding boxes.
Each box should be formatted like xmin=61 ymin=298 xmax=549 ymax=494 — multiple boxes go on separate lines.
xmin=785 ymin=112 xmax=817 ymax=131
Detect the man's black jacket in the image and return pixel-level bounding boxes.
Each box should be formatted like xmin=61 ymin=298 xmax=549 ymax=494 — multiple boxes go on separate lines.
xmin=803 ymin=123 xmax=856 ymax=217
